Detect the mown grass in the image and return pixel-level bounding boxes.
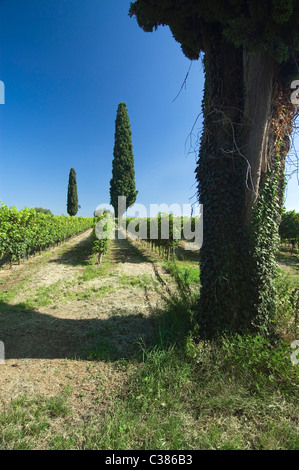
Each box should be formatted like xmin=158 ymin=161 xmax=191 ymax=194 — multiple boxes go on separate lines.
xmin=97 ymin=344 xmax=298 ymax=450
xmin=0 ymin=274 xmax=33 ymax=307
xmin=79 ymin=245 xmax=112 ymax=282
xmin=0 ymin=245 xmax=298 ymax=450
xmin=119 ymin=274 xmax=157 ymax=290
xmin=276 ymin=248 xmax=299 ymax=288
xmin=2 ymin=244 xmax=114 ymax=310
xmin=1 ymin=327 xmax=297 ymax=450
xmin=164 ymin=260 xmax=200 ymax=286
xmin=0 ymin=391 xmax=71 ymax=450
xmin=23 ymin=282 xmax=114 ymax=308
xmin=76 ymin=274 xmax=298 ymax=450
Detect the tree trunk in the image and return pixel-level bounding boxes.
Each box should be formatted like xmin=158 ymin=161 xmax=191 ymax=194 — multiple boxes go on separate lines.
xmin=196 ymin=35 xmax=295 ymax=338
xmin=242 ymin=50 xmax=274 ymax=225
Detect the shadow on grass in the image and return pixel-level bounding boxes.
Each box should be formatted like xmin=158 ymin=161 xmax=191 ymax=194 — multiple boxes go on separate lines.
xmin=50 ymin=230 xmax=153 ymax=268
xmin=0 ymin=299 xmax=162 ymax=362
xmin=276 ymin=248 xmax=299 ymax=272
xmin=174 ymin=242 xmax=200 ymax=264
xmin=49 ymin=233 xmax=94 ymax=268
xmin=111 ymin=231 xmax=155 ymax=265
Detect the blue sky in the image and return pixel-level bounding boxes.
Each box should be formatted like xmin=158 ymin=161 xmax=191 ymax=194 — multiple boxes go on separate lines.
xmin=0 ymin=0 xmax=298 ymax=217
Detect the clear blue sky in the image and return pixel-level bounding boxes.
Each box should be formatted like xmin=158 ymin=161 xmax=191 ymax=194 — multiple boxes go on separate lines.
xmin=0 ymin=0 xmax=298 ymax=217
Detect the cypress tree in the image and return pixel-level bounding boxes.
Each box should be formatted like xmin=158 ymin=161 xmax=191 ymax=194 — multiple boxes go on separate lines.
xmin=130 ymin=1 xmax=299 ymax=338
xmin=67 ymin=168 xmax=79 ymax=216
xmin=110 ymin=102 xmax=138 ymax=219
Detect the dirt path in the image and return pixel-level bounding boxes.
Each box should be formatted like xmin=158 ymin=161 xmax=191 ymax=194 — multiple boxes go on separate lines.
xmin=0 ymin=229 xmax=171 ymax=424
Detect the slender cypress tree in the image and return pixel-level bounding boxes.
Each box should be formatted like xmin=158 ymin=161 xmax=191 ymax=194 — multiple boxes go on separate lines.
xmin=110 ymin=102 xmax=138 ymax=219
xmin=67 ymin=168 xmax=79 ymax=216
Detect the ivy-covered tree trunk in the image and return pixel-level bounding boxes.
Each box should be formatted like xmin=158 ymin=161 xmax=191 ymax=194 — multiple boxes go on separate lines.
xmin=196 ymin=34 xmax=295 ymax=337
xmin=129 ymin=0 xmax=299 ymax=338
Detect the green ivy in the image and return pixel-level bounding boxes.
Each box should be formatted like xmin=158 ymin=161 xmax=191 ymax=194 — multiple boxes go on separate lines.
xmin=249 ymin=159 xmax=283 ymax=335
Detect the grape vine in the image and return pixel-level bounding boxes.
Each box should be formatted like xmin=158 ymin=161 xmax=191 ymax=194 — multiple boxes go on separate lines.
xmin=0 ymin=203 xmax=94 ymax=266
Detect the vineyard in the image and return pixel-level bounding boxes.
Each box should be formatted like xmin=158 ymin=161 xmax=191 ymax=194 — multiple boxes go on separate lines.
xmin=1 ymin=0 xmax=299 ymax=453
xmin=0 ymin=213 xmax=298 ymax=450
xmin=0 ymin=204 xmax=202 ymax=267
xmin=0 ymin=203 xmax=94 ymax=266
xmin=0 ymin=202 xmax=298 ymax=450
xmin=92 ymin=213 xmax=115 ymax=263
xmin=124 ymin=214 xmax=201 ymax=259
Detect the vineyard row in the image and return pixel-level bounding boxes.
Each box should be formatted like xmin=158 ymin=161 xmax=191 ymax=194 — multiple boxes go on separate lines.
xmin=0 ymin=203 xmax=94 ymax=265
xmin=122 ymin=214 xmax=201 ymax=259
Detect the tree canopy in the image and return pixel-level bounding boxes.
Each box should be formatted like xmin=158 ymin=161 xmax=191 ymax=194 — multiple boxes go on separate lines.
xmin=279 ymin=210 xmax=299 ymax=245
xmin=34 ymin=207 xmax=52 ymax=215
xmin=130 ymin=0 xmax=299 ymax=66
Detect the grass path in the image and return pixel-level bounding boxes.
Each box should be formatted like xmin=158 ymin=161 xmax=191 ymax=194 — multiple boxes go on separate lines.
xmin=0 ymin=232 xmax=298 ymax=450
xmin=277 ymin=247 xmax=299 ymax=288
xmin=0 ymin=229 xmax=174 ymax=449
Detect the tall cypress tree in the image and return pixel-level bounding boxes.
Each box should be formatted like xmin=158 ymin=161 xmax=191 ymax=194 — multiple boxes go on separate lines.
xmin=110 ymin=102 xmax=138 ymax=219
xmin=67 ymin=168 xmax=79 ymax=216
